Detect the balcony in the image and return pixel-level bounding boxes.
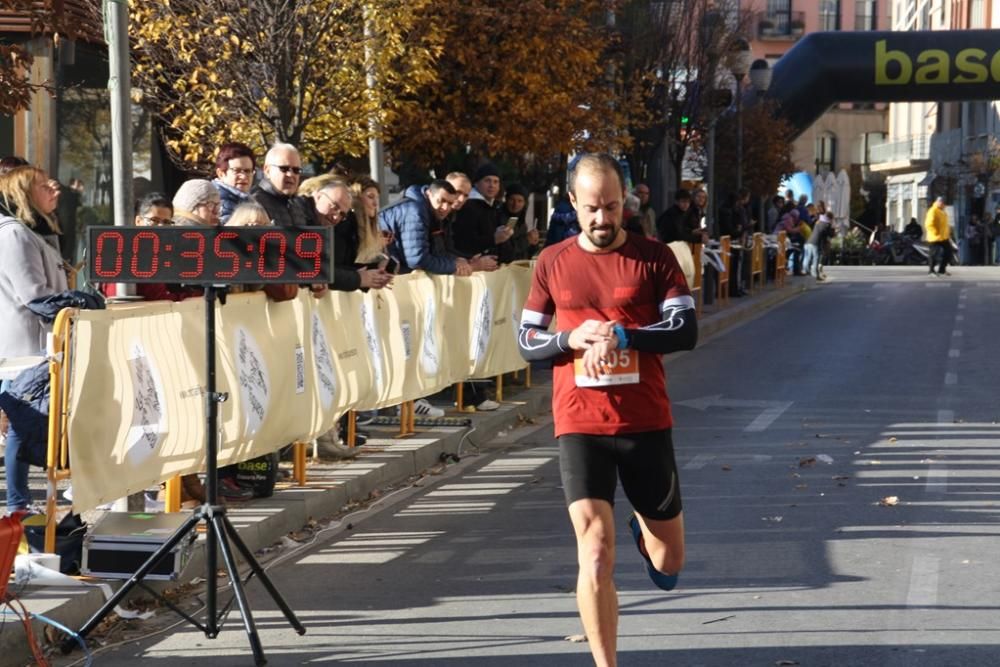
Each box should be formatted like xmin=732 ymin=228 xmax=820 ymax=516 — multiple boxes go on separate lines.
xmin=754 ymin=10 xmax=806 ymax=41
xmin=868 ymin=135 xmax=931 ymax=173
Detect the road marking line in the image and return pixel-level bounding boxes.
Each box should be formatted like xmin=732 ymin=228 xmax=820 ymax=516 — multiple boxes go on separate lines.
xmin=948 ymin=349 xmax=960 ymax=358
xmin=744 ymin=401 xmax=794 ymax=432
xmin=952 ymin=330 xmax=963 ymax=337
xmin=955 ymin=314 xmax=965 ymax=321
xmin=906 ymin=555 xmax=940 ymax=607
xmin=958 ymin=303 xmax=966 ymax=309
xmin=683 ymin=454 xmax=715 ymax=470
xmin=945 ymin=372 xmax=958 ymax=386
xmin=937 ymin=410 xmax=954 ymax=424
xmin=925 ymin=464 xmax=948 ymax=494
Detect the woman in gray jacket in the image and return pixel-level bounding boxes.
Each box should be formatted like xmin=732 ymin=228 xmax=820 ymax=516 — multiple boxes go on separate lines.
xmin=0 ymin=164 xmax=66 ymax=512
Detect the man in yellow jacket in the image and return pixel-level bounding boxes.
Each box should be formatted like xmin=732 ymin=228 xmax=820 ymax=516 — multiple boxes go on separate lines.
xmin=925 ymin=196 xmax=952 ymax=276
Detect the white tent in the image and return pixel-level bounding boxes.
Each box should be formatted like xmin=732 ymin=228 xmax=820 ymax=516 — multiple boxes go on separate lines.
xmin=833 ymin=169 xmax=851 ymax=220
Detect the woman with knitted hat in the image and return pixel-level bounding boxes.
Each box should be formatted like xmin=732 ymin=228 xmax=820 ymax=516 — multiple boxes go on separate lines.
xmin=172 ymin=179 xmax=221 ymax=226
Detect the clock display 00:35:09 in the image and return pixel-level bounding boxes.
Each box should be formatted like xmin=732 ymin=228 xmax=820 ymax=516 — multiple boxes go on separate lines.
xmin=87 ymin=226 xmax=334 ymax=284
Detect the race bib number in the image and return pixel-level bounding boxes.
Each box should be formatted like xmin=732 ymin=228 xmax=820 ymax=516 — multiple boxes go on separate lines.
xmin=574 ymin=349 xmax=640 ymax=387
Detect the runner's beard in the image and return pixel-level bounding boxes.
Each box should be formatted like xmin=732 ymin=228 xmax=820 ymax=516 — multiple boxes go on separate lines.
xmin=585 ymin=223 xmax=620 ymax=249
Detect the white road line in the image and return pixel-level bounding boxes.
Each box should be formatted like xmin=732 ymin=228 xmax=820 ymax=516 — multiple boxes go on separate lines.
xmin=945 ymin=372 xmax=958 ymax=386
xmin=948 ymin=349 xmax=961 ymax=358
xmin=683 ymin=454 xmax=715 ymax=470
xmin=958 ymin=303 xmax=966 ymax=310
xmin=955 ymin=314 xmax=965 ymax=322
xmin=925 ymin=464 xmax=949 ymax=494
xmin=906 ymin=555 xmax=940 ymax=607
xmin=952 ymin=330 xmax=963 ymax=337
xmin=937 ymin=410 xmax=954 ymax=424
xmin=744 ymin=401 xmax=794 ymax=432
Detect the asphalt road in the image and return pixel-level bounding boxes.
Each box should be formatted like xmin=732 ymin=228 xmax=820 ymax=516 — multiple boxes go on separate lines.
xmin=64 ymin=266 xmax=1000 ymax=666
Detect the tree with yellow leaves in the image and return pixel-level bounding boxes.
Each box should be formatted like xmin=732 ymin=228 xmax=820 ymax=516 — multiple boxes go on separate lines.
xmin=0 ymin=0 xmax=75 ymax=115
xmin=128 ymin=0 xmax=443 ymax=171
xmin=385 ymin=1 xmax=622 ymax=172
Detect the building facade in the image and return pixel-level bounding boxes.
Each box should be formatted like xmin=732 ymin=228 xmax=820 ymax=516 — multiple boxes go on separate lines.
xmin=870 ymin=0 xmax=1000 ymax=262
xmin=744 ymin=0 xmax=890 ymax=208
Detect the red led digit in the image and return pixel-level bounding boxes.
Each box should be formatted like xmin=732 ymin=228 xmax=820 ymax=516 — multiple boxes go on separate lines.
xmin=94 ymin=231 xmax=124 ymax=278
xmin=295 ymin=232 xmax=323 ymax=279
xmin=178 ymin=232 xmax=206 ymax=279
xmin=129 ymin=230 xmax=160 ymax=278
xmin=213 ymin=231 xmax=240 ymax=278
xmin=258 ymin=231 xmax=287 ymax=279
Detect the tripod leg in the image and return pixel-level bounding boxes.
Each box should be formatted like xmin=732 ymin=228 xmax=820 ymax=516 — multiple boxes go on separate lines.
xmin=222 ymin=515 xmax=306 ymax=635
xmin=67 ymin=511 xmax=204 ymax=651
xmin=211 ymin=514 xmax=267 ymax=666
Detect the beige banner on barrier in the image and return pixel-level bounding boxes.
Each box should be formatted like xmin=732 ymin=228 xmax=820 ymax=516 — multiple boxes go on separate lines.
xmin=67 ymin=267 xmax=530 ymax=511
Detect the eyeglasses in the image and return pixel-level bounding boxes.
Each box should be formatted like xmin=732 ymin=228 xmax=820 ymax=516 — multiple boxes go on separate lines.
xmin=268 ymin=164 xmax=302 ymax=175
xmin=227 ymin=167 xmax=254 ymax=176
xmin=197 ymin=202 xmax=221 ymax=213
xmin=141 ymin=216 xmax=173 ymax=226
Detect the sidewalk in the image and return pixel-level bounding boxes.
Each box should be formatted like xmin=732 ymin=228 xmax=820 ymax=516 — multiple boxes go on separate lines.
xmin=2 ymin=277 xmax=806 ymax=665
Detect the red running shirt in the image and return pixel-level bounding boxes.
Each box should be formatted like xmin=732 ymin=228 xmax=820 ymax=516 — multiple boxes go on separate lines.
xmin=522 ymin=233 xmax=691 ymax=437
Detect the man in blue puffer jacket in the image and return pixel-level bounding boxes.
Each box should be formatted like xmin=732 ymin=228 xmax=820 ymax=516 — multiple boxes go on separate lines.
xmin=379 ymin=180 xmax=497 ymax=276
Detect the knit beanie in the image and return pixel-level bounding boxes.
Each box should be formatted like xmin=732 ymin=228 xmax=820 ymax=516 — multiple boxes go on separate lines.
xmin=473 ymin=162 xmax=500 ymax=184
xmin=173 ymin=179 xmax=220 ymax=213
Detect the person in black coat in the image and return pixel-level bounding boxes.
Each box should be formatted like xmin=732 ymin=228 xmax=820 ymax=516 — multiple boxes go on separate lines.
xmin=452 ymin=162 xmax=511 ymax=261
xmin=656 ymin=189 xmax=707 ymax=244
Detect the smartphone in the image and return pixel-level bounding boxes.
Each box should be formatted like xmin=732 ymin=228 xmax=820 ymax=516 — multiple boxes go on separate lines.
xmin=385 ymin=257 xmax=399 ymax=274
xmin=506 ymin=216 xmax=519 ymax=229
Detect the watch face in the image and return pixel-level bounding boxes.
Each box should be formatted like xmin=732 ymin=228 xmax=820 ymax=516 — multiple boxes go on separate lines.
xmin=87 ymin=226 xmax=334 ymax=285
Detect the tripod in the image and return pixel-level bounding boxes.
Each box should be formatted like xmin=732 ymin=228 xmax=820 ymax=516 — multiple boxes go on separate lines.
xmin=66 ymin=286 xmax=305 ymax=665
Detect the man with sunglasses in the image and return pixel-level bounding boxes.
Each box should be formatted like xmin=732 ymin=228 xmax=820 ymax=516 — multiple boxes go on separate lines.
xmin=251 ymin=142 xmax=314 ymax=228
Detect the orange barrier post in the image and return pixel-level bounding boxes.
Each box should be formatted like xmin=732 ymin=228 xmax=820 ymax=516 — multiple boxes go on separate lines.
xmin=750 ymin=233 xmax=765 ymax=293
xmin=347 ymin=410 xmax=357 ymax=448
xmin=496 ymin=374 xmax=504 ymax=402
xmin=455 ymin=383 xmax=465 ymax=412
xmin=164 ymin=475 xmax=182 ymax=513
xmin=293 ymin=441 xmax=307 ymax=486
xmin=45 ymin=308 xmax=74 ymax=553
xmin=525 ymin=364 xmax=532 ymax=388
xmin=716 ymin=235 xmax=731 ymax=306
xmin=776 ymin=231 xmax=788 ymax=287
xmin=397 ymin=400 xmax=415 ymax=437
xmin=688 ymin=242 xmax=703 ymax=316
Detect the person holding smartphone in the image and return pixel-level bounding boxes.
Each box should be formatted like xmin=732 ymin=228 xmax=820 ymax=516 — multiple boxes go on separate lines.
xmin=501 ymin=182 xmax=541 ymax=262
xmin=452 ymin=162 xmax=508 ymax=266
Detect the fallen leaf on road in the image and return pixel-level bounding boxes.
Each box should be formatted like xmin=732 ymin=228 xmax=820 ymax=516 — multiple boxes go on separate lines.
xmin=832 ymin=475 xmax=849 ymax=480
xmin=776 ymin=661 xmax=800 ymax=666
xmin=795 ymin=484 xmax=808 ymax=490
xmin=721 ymin=465 xmax=732 ymax=471
xmin=816 ymin=454 xmax=834 ymax=464
xmin=565 ymin=634 xmax=587 ymax=643
xmin=889 ymin=437 xmax=897 ymax=443
xmin=762 ymin=516 xmax=783 ymax=522
xmin=879 ymin=496 xmax=900 ymax=506
xmin=798 ymin=457 xmax=816 ymax=467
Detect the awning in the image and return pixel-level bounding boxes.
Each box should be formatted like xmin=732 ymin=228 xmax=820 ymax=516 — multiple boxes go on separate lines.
xmin=886 ymin=171 xmax=928 ymax=185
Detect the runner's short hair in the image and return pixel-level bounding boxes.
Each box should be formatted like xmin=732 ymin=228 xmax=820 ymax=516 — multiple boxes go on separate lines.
xmin=568 ymin=154 xmax=624 ymax=195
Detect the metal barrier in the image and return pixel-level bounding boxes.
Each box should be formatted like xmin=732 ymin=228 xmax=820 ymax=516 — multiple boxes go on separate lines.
xmin=750 ymin=233 xmax=765 ymax=293
xmin=688 ymin=242 xmax=703 ymax=316
xmin=43 ymin=308 xmax=74 ymax=554
xmin=716 ymin=235 xmax=731 ymax=306
xmin=775 ymin=231 xmax=788 ymax=287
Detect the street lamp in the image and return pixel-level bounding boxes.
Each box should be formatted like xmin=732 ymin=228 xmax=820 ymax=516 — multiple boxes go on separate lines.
xmin=727 ymin=37 xmax=752 ymax=191
xmin=700 ymin=10 xmax=724 ymax=238
xmin=748 ymin=59 xmax=772 ymax=230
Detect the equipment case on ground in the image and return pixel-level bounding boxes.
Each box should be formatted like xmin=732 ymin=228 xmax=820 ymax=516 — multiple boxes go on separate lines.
xmin=82 ymin=512 xmax=195 ymax=581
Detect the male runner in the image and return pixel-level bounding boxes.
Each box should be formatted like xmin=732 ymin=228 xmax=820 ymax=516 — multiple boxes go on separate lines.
xmin=517 ymin=154 xmax=697 ymax=666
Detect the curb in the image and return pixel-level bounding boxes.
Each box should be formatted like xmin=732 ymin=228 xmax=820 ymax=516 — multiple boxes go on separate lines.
xmin=7 ymin=385 xmax=550 ymax=665
xmin=7 ymin=283 xmax=805 ymax=663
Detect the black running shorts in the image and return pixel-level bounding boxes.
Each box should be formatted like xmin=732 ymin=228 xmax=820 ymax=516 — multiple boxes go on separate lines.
xmin=558 ymin=429 xmax=682 ymax=521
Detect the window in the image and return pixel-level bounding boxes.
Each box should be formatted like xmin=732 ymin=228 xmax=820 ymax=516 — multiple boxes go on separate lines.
xmin=854 ymin=0 xmax=876 ymax=29
xmin=820 ymin=0 xmax=841 ymax=30
xmin=970 ymin=0 xmax=985 ymax=27
xmin=859 ymin=132 xmax=886 ymax=164
xmin=767 ymin=0 xmax=791 ymax=30
xmin=816 ymin=132 xmax=838 ymax=173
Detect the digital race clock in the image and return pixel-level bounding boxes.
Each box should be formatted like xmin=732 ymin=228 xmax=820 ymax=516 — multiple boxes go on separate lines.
xmin=87 ymin=226 xmax=334 ymax=285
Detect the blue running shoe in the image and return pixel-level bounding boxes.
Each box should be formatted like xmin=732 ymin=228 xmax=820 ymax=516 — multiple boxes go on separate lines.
xmin=628 ymin=512 xmax=678 ymax=591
